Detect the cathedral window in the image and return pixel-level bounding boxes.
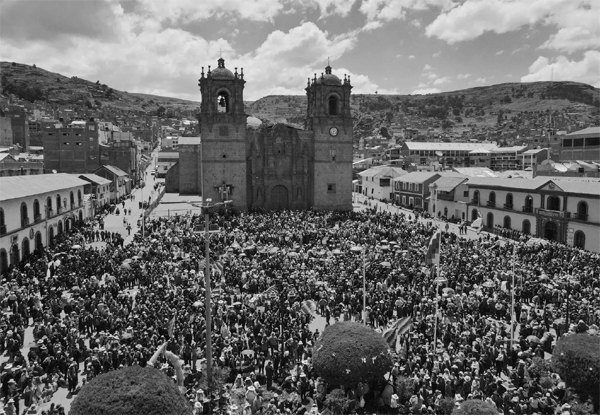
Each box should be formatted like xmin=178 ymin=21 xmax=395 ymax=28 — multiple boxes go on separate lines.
xmin=217 ymin=91 xmax=230 ymax=113
xmin=328 ymin=95 xmax=340 ymax=115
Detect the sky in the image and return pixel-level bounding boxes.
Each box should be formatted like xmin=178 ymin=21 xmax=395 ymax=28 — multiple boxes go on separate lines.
xmin=1 ymin=0 xmax=599 ymax=102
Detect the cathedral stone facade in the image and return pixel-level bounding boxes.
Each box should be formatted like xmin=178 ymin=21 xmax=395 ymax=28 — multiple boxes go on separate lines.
xmin=165 ymin=58 xmax=353 ymax=211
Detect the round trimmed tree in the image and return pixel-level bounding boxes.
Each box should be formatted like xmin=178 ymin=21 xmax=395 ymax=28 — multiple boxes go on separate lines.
xmin=312 ymin=322 xmax=393 ymax=388
xmin=70 ymin=366 xmax=191 ymax=415
xmin=452 ymin=399 xmax=499 ymax=415
xmin=552 ymin=334 xmax=600 ymax=411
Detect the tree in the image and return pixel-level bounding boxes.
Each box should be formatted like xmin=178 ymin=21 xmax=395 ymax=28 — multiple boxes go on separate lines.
xmin=452 ymin=399 xmax=499 ymax=415
xmin=552 ymin=334 xmax=600 ymax=410
xmin=312 ymin=322 xmax=393 ymax=389
xmin=69 ymin=366 xmax=191 ymax=415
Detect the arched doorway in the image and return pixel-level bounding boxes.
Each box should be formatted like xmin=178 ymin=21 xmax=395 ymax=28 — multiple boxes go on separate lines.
xmin=58 ymin=220 xmax=63 ymax=235
xmin=0 ymin=249 xmax=7 ymax=276
xmin=78 ymin=211 xmax=83 ymax=223
xmin=503 ymin=216 xmax=511 ymax=229
xmin=269 ymin=185 xmax=289 ymax=210
xmin=65 ymin=217 xmax=71 ymax=233
xmin=574 ymin=231 xmax=585 ymax=249
xmin=10 ymin=244 xmax=19 ymax=267
xmin=544 ymin=221 xmax=558 ymax=241
xmin=35 ymin=231 xmax=43 ymax=253
xmin=22 ymin=237 xmax=30 ymax=260
xmin=471 ymin=209 xmax=478 ymax=222
xmin=48 ymin=226 xmax=55 ymax=246
xmin=524 ymin=195 xmax=533 ymax=212
xmin=547 ymin=196 xmax=560 ymax=211
xmin=486 ymin=212 xmax=494 ymax=228
xmin=522 ymin=220 xmax=531 ymax=235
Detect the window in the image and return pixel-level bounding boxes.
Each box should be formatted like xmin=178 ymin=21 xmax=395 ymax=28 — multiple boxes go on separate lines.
xmin=217 ymin=91 xmax=230 ymax=113
xmin=380 ymin=178 xmax=390 ymax=187
xmin=330 ymin=150 xmax=336 ymax=161
xmin=21 ymin=202 xmax=29 ymax=227
xmin=70 ymin=191 xmax=75 ymax=207
xmin=89 ymin=125 xmax=95 ymax=131
xmin=522 ymin=219 xmax=530 ymax=234
xmin=63 ymin=142 xmax=70 ymax=145
xmin=503 ymin=215 xmax=511 ymax=229
xmin=0 ymin=208 xmax=5 ymax=235
xmin=505 ymin=193 xmax=513 ymax=209
xmin=78 ymin=190 xmax=82 ymax=206
xmin=328 ymin=95 xmax=339 ymax=115
xmin=75 ymin=142 xmax=82 ymax=146
xmin=327 ymin=184 xmax=336 ymax=193
xmin=473 ymin=190 xmax=480 ymax=204
xmin=547 ymin=196 xmax=560 ymax=211
xmin=576 ymin=201 xmax=588 ymax=220
xmin=402 ymin=196 xmax=407 ymax=205
xmin=33 ymin=199 xmax=40 ymax=220
xmin=489 ymin=191 xmax=496 ymax=204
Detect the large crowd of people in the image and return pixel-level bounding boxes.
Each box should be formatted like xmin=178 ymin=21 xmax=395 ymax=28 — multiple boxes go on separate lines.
xmin=0 ymin=205 xmax=598 ymax=415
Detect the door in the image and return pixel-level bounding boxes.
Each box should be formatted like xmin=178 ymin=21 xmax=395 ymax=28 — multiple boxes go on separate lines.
xmin=544 ymin=221 xmax=558 ymax=241
xmin=269 ymin=185 xmax=289 ymax=210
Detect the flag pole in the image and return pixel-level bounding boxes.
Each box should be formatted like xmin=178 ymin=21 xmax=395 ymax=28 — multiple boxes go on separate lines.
xmin=510 ymin=244 xmax=516 ymax=351
xmin=433 ymin=264 xmax=438 ymax=353
xmin=362 ymin=248 xmax=366 ymax=325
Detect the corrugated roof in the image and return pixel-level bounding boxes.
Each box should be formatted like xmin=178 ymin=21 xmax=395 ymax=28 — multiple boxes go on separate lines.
xmin=404 ymin=142 xmax=498 ymax=151
xmin=433 ymin=176 xmax=468 ymax=192
xmin=553 ymin=179 xmax=600 ymax=196
xmin=0 ymin=174 xmax=88 ymax=202
xmin=396 ymin=171 xmax=440 ymax=183
xmin=565 ymin=126 xmax=600 ymax=138
xmin=0 ymin=154 xmax=14 ymax=162
xmin=523 ymin=148 xmax=547 ymax=155
xmin=359 ymin=166 xmax=406 ymax=178
xmin=466 ymin=177 xmax=551 ymax=190
xmin=178 ymin=136 xmax=201 ymax=145
xmin=78 ymin=173 xmax=112 ymax=186
xmin=490 ymin=146 xmax=528 ymax=153
xmin=452 ymin=167 xmax=499 ymax=178
xmin=97 ymin=165 xmax=128 ymax=177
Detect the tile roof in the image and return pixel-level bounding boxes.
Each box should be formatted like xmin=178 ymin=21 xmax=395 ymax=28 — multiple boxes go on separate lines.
xmin=466 ymin=177 xmax=551 ymax=190
xmin=395 ymin=171 xmax=440 ymax=183
xmin=359 ymin=166 xmax=406 ymax=178
xmin=0 ymin=174 xmax=88 ymax=202
xmin=433 ymin=176 xmax=468 ymax=192
xmin=78 ymin=173 xmax=112 ymax=186
xmin=97 ymin=165 xmax=128 ymax=177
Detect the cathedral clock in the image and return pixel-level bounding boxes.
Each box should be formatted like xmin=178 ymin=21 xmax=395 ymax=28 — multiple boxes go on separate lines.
xmin=329 ymin=127 xmax=339 ymax=137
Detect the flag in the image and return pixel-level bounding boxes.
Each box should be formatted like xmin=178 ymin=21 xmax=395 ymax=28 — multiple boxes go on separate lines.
xmin=301 ymin=300 xmax=317 ymax=315
xmin=382 ymin=316 xmax=412 ymax=348
xmin=425 ymin=230 xmax=441 ymax=266
xmin=262 ymin=285 xmax=279 ymax=298
xmin=212 ymin=261 xmax=224 ymax=276
xmin=167 ymin=314 xmax=177 ymax=338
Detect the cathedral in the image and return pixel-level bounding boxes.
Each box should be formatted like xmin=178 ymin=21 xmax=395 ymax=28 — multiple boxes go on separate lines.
xmin=165 ymin=58 xmax=353 ymax=211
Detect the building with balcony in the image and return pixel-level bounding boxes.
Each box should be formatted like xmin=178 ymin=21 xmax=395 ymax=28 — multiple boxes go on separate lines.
xmin=400 ymin=142 xmax=498 ymax=168
xmin=393 ymin=171 xmax=441 ymax=211
xmin=0 ymin=174 xmax=89 ymax=274
xmin=489 ymin=146 xmax=528 ymax=170
xmin=428 ymin=175 xmax=469 ymax=221
xmin=358 ymin=166 xmax=407 ymax=201
xmin=93 ymin=165 xmax=130 ymax=203
xmin=466 ymin=177 xmax=600 ymax=252
xmin=78 ymin=173 xmax=112 ymax=210
xmin=560 ymin=126 xmax=600 ymax=162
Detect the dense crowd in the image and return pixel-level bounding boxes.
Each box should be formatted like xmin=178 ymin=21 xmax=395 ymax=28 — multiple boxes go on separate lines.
xmin=0 ymin=206 xmax=598 ymax=415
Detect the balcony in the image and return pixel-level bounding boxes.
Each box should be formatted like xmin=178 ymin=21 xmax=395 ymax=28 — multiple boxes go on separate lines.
xmin=21 ymin=217 xmax=30 ymax=228
xmin=572 ymin=213 xmax=588 ymax=221
xmin=0 ymin=225 xmax=6 ymax=235
xmin=503 ymin=204 xmax=513 ymax=210
xmin=535 ymin=208 xmax=571 ymax=219
xmin=57 ymin=206 xmax=63 ymax=214
xmin=46 ymin=208 xmax=54 ymax=218
xmin=34 ymin=214 xmax=42 ymax=223
xmin=486 ymin=201 xmax=496 ymax=207
xmin=522 ymin=206 xmax=533 ymax=213
xmin=470 ymin=199 xmax=480 ymax=205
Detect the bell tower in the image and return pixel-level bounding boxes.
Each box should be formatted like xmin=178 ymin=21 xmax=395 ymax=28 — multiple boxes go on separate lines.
xmin=306 ymin=64 xmax=353 ymax=210
xmin=198 ymin=58 xmax=248 ymax=209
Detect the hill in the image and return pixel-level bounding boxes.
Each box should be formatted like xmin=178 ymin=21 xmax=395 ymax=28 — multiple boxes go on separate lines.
xmin=2 ymin=61 xmax=598 ymax=141
xmin=0 ymin=61 xmax=200 ymax=114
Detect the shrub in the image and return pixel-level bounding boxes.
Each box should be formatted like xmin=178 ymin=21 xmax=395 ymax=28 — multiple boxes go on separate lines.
xmin=439 ymin=397 xmax=456 ymax=415
xmin=324 ymin=389 xmax=352 ymax=415
xmin=69 ymin=366 xmax=191 ymax=415
xmin=552 ymin=334 xmax=600 ymax=409
xmin=312 ymin=322 xmax=393 ymax=389
xmin=452 ymin=399 xmax=499 ymax=415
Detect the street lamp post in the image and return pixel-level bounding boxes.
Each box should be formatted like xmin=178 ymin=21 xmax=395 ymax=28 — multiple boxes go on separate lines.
xmin=432 ymin=275 xmax=447 ymax=352
xmin=191 ymin=199 xmax=231 ymax=394
xmin=351 ymin=245 xmax=367 ymax=324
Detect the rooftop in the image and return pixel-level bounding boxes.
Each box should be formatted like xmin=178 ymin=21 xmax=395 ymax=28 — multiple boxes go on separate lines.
xmin=0 ymin=174 xmax=88 ymax=202
xmin=565 ymin=126 xmax=600 ymax=138
xmin=466 ymin=177 xmax=551 ymax=190
xmin=359 ymin=166 xmax=406 ymax=178
xmin=395 ymin=171 xmax=440 ymax=183
xmin=96 ymin=165 xmax=128 ymax=177
xmin=178 ymin=137 xmax=201 ymax=146
xmin=403 ymin=142 xmax=498 ymax=151
xmin=432 ymin=176 xmax=468 ymax=192
xmin=78 ymin=173 xmax=112 ymax=186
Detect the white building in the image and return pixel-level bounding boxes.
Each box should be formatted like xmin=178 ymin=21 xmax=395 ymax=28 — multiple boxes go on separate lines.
xmin=0 ymin=174 xmax=90 ymax=274
xmin=358 ymin=166 xmax=407 ymax=201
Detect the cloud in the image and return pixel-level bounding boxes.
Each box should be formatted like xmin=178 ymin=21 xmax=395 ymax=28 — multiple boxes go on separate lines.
xmin=521 ymin=51 xmax=600 ymax=87
xmin=432 ymin=51 xmax=441 ymax=58
xmin=495 ymin=50 xmax=503 ymax=55
xmin=433 ymin=76 xmax=450 ymax=85
xmin=409 ymin=55 xmax=415 ymax=59
xmin=363 ymin=20 xmax=384 ymax=31
xmin=307 ymin=0 xmax=358 ymax=18
xmin=411 ymin=87 xmax=441 ymax=94
xmin=472 ymin=77 xmax=487 ymax=84
xmin=425 ymin=0 xmax=598 ymax=53
xmin=423 ymin=64 xmax=433 ymax=71
xmin=512 ymin=45 xmax=530 ymax=54
xmin=457 ymin=73 xmax=471 ymax=79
